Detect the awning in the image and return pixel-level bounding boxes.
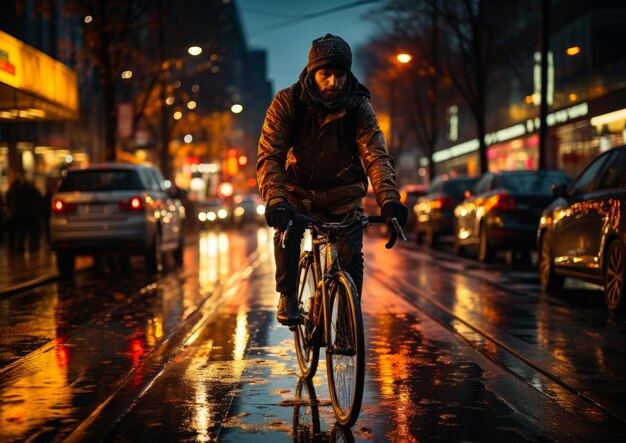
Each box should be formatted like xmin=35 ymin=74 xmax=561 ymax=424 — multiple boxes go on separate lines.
xmin=0 ymin=30 xmax=78 ymax=121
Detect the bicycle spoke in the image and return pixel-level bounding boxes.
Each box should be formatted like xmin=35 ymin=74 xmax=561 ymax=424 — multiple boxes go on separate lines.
xmin=326 ymin=274 xmax=364 ymax=427
xmin=295 ymin=254 xmax=319 ymax=379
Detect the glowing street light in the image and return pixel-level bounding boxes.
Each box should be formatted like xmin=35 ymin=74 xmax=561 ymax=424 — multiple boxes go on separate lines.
xmin=396 ymin=53 xmax=412 ymax=64
xmin=84 ymin=15 xmax=93 ymax=24
xmin=231 ymin=104 xmax=243 ymax=114
xmin=187 ymin=100 xmax=197 ymax=110
xmin=566 ymin=46 xmax=581 ymax=56
xmin=173 ymin=111 xmax=182 ymax=120
xmin=188 ymin=46 xmax=202 ymax=56
xmin=121 ymin=70 xmax=133 ymax=79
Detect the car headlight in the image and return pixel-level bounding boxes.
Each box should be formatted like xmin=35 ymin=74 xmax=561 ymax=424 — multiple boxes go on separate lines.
xmin=198 ymin=212 xmax=207 ymax=222
xmin=217 ymin=209 xmax=228 ymax=219
xmin=256 ymin=205 xmax=265 ymax=215
xmin=207 ymin=211 xmax=216 ymax=221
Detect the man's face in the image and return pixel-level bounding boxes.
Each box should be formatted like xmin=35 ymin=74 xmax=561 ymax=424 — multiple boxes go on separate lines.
xmin=314 ymin=67 xmax=347 ymax=101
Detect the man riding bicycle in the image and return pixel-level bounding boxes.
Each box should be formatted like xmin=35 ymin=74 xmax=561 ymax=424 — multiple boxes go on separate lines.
xmin=256 ymin=33 xmax=408 ymax=326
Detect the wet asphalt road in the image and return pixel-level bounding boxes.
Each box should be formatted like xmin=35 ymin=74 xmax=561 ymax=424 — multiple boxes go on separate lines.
xmin=1 ymin=225 xmax=626 ymax=442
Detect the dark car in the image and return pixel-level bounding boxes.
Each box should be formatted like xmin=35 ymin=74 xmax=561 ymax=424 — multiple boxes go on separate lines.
xmin=195 ymin=198 xmax=231 ymax=229
xmin=400 ymin=184 xmax=427 ymax=232
xmin=232 ymin=193 xmax=265 ymax=226
xmin=454 ymin=170 xmax=571 ymax=263
xmin=414 ymin=175 xmax=477 ymax=247
xmin=538 ymin=145 xmax=626 ymax=313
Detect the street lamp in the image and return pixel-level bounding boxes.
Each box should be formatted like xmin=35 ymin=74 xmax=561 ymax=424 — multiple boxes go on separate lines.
xmin=396 ymin=53 xmax=412 ymax=64
xmin=230 ymin=104 xmax=243 ymax=114
xmin=188 ymin=46 xmax=202 ymax=56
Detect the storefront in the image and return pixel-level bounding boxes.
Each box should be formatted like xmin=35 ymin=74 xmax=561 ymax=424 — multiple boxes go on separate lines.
xmin=0 ymin=30 xmax=79 ymax=194
xmin=433 ymin=93 xmax=626 ymax=179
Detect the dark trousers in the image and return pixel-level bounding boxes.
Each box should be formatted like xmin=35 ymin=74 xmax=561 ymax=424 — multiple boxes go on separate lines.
xmin=273 ymin=210 xmax=364 ymax=298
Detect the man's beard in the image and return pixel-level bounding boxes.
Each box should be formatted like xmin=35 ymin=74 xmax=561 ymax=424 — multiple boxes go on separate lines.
xmin=322 ymin=89 xmax=340 ymax=100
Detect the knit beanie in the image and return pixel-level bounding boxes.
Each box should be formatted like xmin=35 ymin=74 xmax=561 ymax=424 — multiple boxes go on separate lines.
xmin=307 ymin=34 xmax=352 ymax=73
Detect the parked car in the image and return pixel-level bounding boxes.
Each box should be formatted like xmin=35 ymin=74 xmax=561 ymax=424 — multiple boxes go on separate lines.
xmin=454 ymin=170 xmax=571 ymax=262
xmin=232 ymin=193 xmax=265 ymax=226
xmin=415 ymin=175 xmax=477 ymax=247
xmin=50 ymin=163 xmax=185 ymax=276
xmin=195 ymin=198 xmax=231 ymax=229
xmin=400 ymin=184 xmax=428 ymax=232
xmin=538 ymin=145 xmax=626 ymax=313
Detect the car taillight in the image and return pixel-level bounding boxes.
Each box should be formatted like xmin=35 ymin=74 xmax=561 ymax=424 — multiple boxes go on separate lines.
xmin=119 ymin=196 xmax=145 ymax=211
xmin=52 ymin=199 xmax=77 ymax=213
xmin=432 ymin=196 xmax=455 ymax=209
xmin=492 ymin=193 xmax=516 ymax=210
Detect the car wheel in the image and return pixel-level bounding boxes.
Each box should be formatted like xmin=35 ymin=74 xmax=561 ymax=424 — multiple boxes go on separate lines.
xmin=604 ymin=240 xmax=626 ymax=313
xmin=453 ymin=226 xmax=465 ymax=256
xmin=173 ymin=234 xmax=184 ymax=266
xmin=146 ymin=231 xmax=163 ymax=274
xmin=426 ymin=228 xmax=439 ymax=249
xmin=478 ymin=226 xmax=494 ymax=263
xmin=415 ymin=230 xmax=424 ymax=245
xmin=513 ymin=250 xmax=532 ymax=266
xmin=56 ymin=252 xmax=75 ymax=278
xmin=539 ymin=231 xmax=564 ymax=292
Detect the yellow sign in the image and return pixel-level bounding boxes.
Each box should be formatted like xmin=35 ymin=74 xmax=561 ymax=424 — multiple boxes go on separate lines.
xmin=0 ymin=30 xmax=78 ymax=119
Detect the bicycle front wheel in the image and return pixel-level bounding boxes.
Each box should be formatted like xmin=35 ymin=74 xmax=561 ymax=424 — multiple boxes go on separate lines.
xmin=326 ymin=271 xmax=364 ymax=428
xmin=294 ymin=252 xmax=320 ymax=379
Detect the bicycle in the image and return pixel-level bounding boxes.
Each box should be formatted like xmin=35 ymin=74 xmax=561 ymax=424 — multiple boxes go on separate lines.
xmin=282 ymin=213 xmax=405 ymax=427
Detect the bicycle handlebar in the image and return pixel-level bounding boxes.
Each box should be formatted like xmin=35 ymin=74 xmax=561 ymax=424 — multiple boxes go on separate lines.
xmin=280 ymin=214 xmax=406 ymax=250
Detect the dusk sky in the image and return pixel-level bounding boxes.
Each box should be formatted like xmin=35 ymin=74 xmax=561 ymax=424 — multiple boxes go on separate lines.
xmin=237 ymin=0 xmax=381 ymax=93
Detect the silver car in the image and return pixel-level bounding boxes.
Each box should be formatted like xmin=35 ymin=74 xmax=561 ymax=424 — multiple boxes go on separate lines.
xmin=50 ymin=163 xmax=185 ymax=276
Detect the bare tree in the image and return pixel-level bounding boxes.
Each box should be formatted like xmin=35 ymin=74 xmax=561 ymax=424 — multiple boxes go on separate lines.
xmin=64 ymin=0 xmax=157 ymax=162
xmin=368 ymin=0 xmax=520 ymax=175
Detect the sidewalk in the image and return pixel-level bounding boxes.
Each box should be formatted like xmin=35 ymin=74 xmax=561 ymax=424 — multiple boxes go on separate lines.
xmin=0 ymin=242 xmax=91 ymax=296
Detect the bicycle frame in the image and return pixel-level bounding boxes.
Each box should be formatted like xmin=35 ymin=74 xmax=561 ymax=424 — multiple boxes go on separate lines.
xmin=307 ymin=226 xmax=341 ymax=349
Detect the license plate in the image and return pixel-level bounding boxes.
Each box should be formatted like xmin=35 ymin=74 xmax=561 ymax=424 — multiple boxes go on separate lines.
xmin=83 ymin=204 xmax=104 ymax=214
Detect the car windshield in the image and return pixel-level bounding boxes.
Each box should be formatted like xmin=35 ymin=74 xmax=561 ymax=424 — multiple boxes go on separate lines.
xmin=442 ymin=178 xmax=476 ymax=198
xmin=498 ymin=172 xmax=570 ymax=195
xmin=58 ymin=169 xmax=144 ymax=192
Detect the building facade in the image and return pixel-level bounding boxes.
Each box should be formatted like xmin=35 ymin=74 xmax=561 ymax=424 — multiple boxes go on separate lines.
xmin=433 ymin=0 xmax=626 ymax=179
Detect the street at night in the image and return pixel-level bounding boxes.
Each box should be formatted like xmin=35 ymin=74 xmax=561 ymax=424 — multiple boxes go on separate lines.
xmin=1 ymin=227 xmax=625 ymax=442
xmin=3 ymin=0 xmax=626 ymax=441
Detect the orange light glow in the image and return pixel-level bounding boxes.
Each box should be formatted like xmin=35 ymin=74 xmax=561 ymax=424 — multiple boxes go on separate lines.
xmin=218 ymin=182 xmax=234 ymax=198
xmin=396 ymin=53 xmax=412 ymax=64
xmin=566 ymin=46 xmax=581 ymax=56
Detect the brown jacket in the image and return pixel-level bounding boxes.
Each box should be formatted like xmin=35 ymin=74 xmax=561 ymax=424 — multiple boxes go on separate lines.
xmin=256 ymin=82 xmax=400 ymax=214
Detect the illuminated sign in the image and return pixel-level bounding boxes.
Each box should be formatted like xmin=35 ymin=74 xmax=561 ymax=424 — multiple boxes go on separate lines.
xmin=433 ymin=102 xmax=590 ymax=163
xmin=0 ymin=49 xmax=15 ymax=75
xmin=0 ymin=31 xmax=78 ymax=118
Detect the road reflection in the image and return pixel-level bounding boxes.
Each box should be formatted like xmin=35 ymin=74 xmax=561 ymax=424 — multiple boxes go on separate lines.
xmin=0 ymin=227 xmax=269 ymax=442
xmin=292 ymin=378 xmax=354 ymax=443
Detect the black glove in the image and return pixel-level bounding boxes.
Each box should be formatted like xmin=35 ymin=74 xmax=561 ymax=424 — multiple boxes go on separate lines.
xmin=381 ymin=200 xmax=408 ymax=227
xmin=265 ymin=200 xmax=296 ymax=231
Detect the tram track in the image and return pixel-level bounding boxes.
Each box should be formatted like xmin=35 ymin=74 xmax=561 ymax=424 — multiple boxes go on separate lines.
xmin=369 ymin=262 xmax=626 ymax=428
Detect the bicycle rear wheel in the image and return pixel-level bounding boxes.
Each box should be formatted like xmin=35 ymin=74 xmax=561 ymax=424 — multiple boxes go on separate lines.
xmin=294 ymin=252 xmax=320 ymax=379
xmin=326 ymin=271 xmax=364 ymax=428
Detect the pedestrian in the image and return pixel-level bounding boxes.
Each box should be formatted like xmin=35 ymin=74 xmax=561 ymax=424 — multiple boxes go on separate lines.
xmin=6 ymin=174 xmax=25 ymax=251
xmin=256 ymin=33 xmax=408 ymax=326
xmin=22 ymin=179 xmax=44 ymax=250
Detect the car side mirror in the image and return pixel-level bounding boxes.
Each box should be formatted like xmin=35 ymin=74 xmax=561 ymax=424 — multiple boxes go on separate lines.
xmin=551 ymin=183 xmax=568 ymax=198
